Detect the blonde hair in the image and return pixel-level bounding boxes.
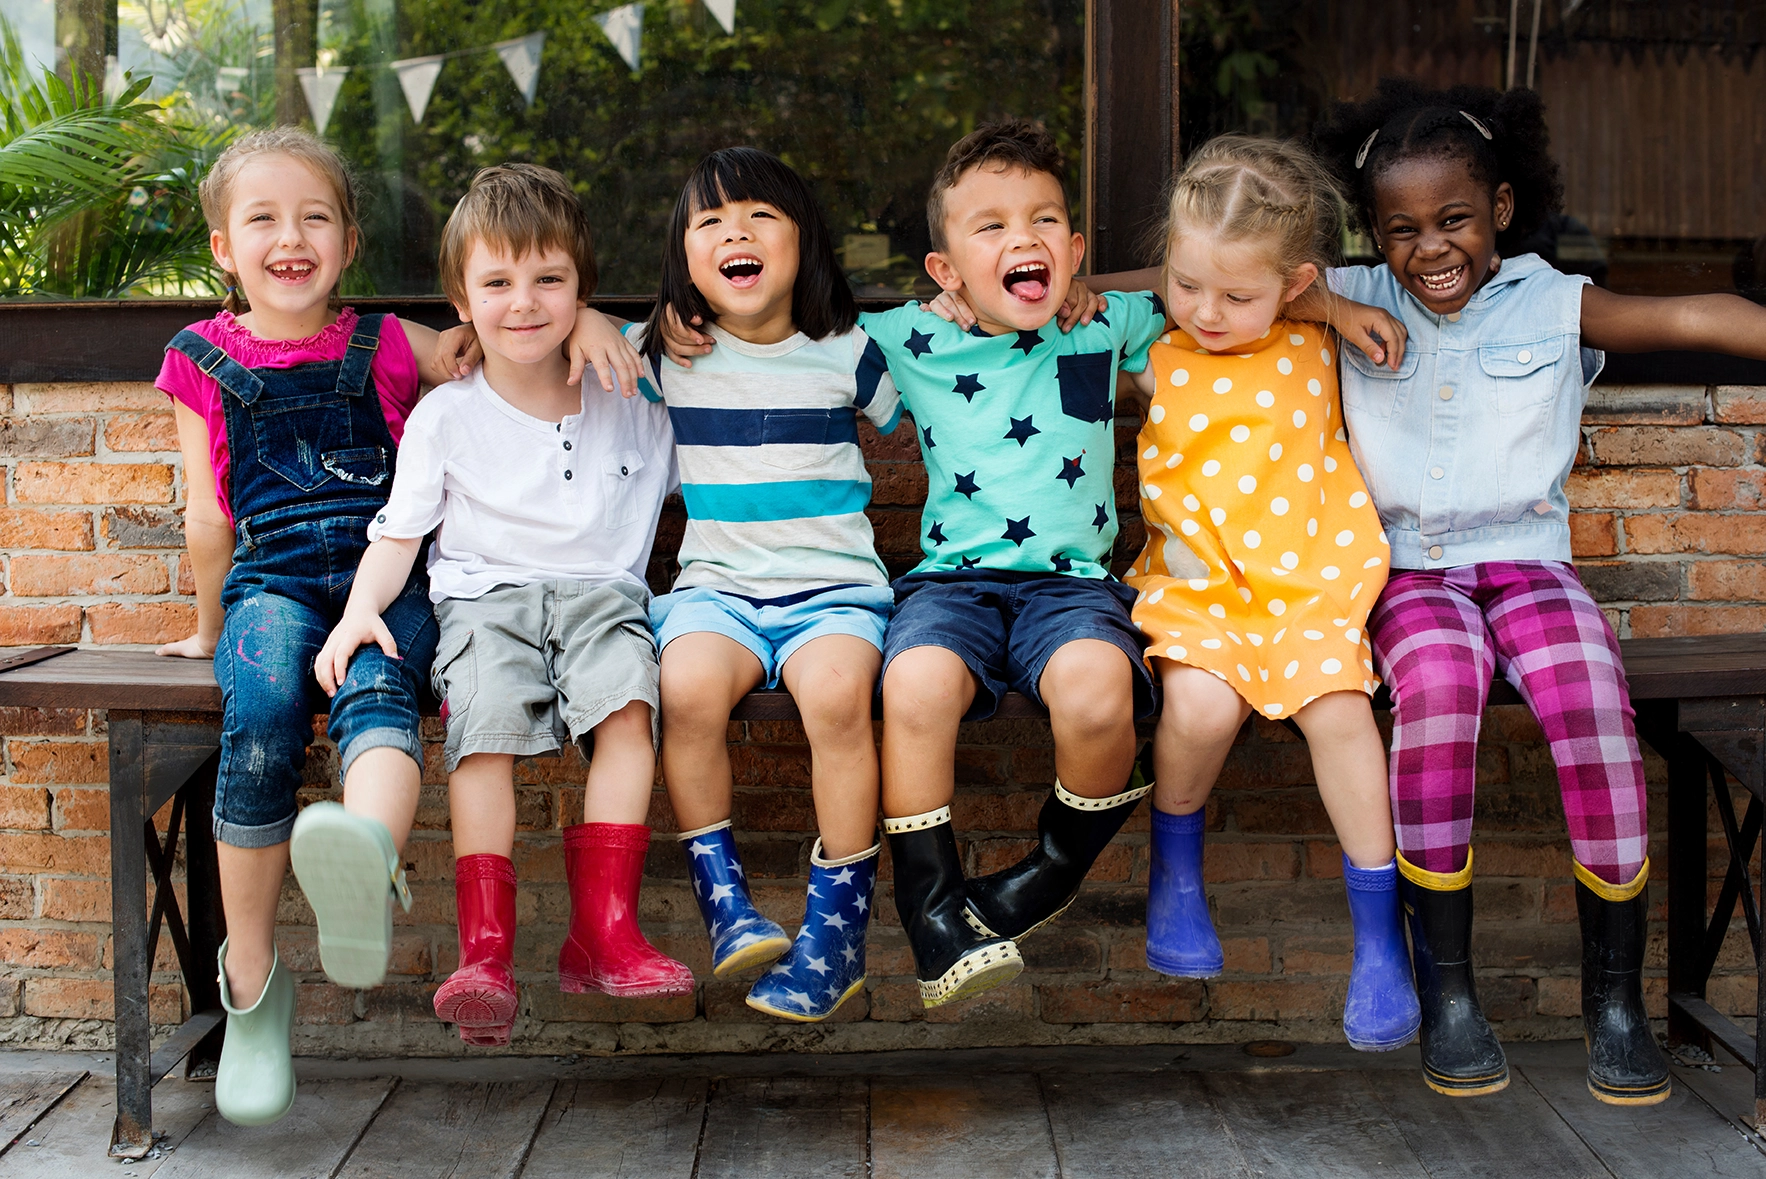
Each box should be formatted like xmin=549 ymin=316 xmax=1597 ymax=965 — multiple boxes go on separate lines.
xmin=1157 ymin=135 xmax=1344 ymax=287
xmin=438 ymin=163 xmax=598 ymax=308
xmin=198 ymin=127 xmax=360 ymax=315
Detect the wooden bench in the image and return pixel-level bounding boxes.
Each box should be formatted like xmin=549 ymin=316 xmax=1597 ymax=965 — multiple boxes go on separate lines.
xmin=0 ymin=636 xmax=1762 ymax=1155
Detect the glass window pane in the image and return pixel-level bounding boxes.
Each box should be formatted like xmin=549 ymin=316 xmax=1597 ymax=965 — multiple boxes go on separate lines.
xmin=1 ymin=0 xmax=1085 ymax=299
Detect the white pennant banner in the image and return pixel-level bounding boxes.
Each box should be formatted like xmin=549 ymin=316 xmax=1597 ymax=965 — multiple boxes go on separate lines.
xmin=595 ymin=3 xmax=644 ymax=73
xmin=390 ymin=54 xmax=445 ymax=124
xmin=494 ymin=32 xmax=547 ymax=106
xmin=296 ymin=66 xmax=349 ymax=134
xmin=703 ymin=0 xmax=735 ymax=35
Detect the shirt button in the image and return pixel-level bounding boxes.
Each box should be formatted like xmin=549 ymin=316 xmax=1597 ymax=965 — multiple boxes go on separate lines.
xmin=1431 ymin=466 xmax=1444 ymax=479
xmin=376 ymin=513 xmax=385 ymax=523
xmin=1438 ymin=385 xmax=1453 ymax=401
xmin=564 ymin=470 xmax=573 ymax=480
xmin=1445 ymin=312 xmax=1461 ymax=322
xmin=1517 ymin=349 xmax=1532 ymax=363
xmin=1428 ymin=545 xmax=1444 ymax=560
xmin=620 ymin=466 xmax=629 ymax=476
xmin=563 ymin=440 xmax=572 ymax=450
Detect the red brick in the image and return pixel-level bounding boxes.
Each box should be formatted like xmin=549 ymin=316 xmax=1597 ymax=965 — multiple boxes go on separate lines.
xmin=0 ymin=928 xmax=101 ymax=968
xmin=9 ymin=553 xmax=168 ymax=596
xmin=1304 ymin=841 xmax=1343 ymax=879
xmin=295 ymin=983 xmax=357 ymax=1025
xmin=1686 ymin=561 xmax=1766 ymax=602
xmin=177 ymin=553 xmax=195 ymax=595
xmin=870 ymin=462 xmax=929 ymax=507
xmin=867 ymin=981 xmax=930 ymax=1022
xmin=23 ymin=977 xmax=181 ymax=1022
xmin=1535 ymin=974 xmax=1581 ymax=1017
xmin=1281 ymin=935 xmax=1353 ymax=974
xmin=1203 ymin=841 xmax=1300 ymax=883
xmin=13 ymin=383 xmax=164 ymax=413
xmin=15 ymin=461 xmax=175 ymax=505
xmin=1629 ymin=604 xmax=1766 ymax=638
xmin=0 ymin=508 xmax=93 ymax=551
xmin=1038 ymin=980 xmax=1205 ymax=1023
xmin=103 ymin=412 xmax=179 ymax=453
xmin=52 ymin=787 xmax=109 ymax=831
xmin=1569 ymin=513 xmax=1618 ymax=557
xmin=1565 ymin=469 xmax=1680 ymax=509
xmin=0 ymin=707 xmax=87 ymax=736
xmin=86 ymin=601 xmax=196 ymax=645
xmin=0 ymin=604 xmax=83 ymax=645
xmin=0 ymin=833 xmax=108 ymax=874
xmin=525 ymin=987 xmax=697 ymax=1023
xmin=1587 ymin=427 xmax=1745 ymax=468
xmin=8 ymin=740 xmax=106 ymax=784
xmin=0 ymin=784 xmax=51 ymax=829
xmin=1688 ymin=468 xmax=1766 ymax=511
xmin=37 ymin=876 xmax=110 ymax=922
xmin=1208 ymin=979 xmax=1341 ymax=1021
xmin=1473 ymin=841 xmax=1572 ymax=878
xmin=0 ymin=874 xmax=32 ymax=919
xmin=922 ymin=981 xmax=1035 ymax=1024
xmin=1623 ymin=513 xmax=1766 ymax=556
xmin=1712 ymin=385 xmax=1766 ymax=424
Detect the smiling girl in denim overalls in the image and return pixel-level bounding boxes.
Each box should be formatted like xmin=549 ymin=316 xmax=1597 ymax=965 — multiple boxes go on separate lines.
xmin=1318 ymin=78 xmax=1766 ymax=1107
xmin=155 ymin=128 xmax=478 ymax=1126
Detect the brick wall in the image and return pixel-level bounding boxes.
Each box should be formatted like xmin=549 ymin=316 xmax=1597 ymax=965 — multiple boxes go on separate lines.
xmin=0 ymin=380 xmax=1755 ymax=1055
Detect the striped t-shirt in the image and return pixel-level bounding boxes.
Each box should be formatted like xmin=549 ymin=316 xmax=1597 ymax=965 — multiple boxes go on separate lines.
xmin=630 ymin=322 xmax=902 ymax=598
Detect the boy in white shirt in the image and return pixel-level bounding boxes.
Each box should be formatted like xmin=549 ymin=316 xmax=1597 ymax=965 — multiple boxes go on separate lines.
xmin=316 ymin=163 xmax=689 ymax=1047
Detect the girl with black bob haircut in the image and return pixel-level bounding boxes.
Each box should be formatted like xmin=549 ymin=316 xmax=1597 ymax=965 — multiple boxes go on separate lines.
xmin=1311 ymin=77 xmax=1766 ymax=1109
xmin=639 ymin=145 xmax=857 ymax=357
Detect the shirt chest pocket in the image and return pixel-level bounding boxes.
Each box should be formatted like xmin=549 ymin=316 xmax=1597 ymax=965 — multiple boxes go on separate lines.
xmin=761 ymin=408 xmax=838 ymax=471
xmin=1480 ymin=337 xmax=1564 ymax=415
xmin=600 ymin=450 xmax=647 ymax=528
xmin=1337 ymin=345 xmax=1418 ymax=425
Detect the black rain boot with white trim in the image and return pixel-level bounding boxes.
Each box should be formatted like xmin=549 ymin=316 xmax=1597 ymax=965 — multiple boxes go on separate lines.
xmin=885 ymin=807 xmax=1022 ymax=1008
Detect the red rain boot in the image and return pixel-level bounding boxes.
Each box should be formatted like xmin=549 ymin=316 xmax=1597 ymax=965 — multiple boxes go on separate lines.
xmin=558 ymin=823 xmax=695 ymax=997
xmin=432 ymin=854 xmax=519 ymax=1045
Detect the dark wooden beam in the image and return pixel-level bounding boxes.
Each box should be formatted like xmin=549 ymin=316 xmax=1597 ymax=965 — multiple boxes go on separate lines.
xmin=1085 ymin=0 xmax=1180 ymax=274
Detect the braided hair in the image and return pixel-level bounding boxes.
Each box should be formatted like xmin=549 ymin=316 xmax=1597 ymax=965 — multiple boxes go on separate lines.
xmin=1156 ymin=135 xmax=1345 ymax=285
xmin=1315 ymin=78 xmax=1563 ymax=258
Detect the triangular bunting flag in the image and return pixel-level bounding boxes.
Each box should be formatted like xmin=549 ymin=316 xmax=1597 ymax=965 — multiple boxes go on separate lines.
xmin=703 ymin=0 xmax=736 ymax=35
xmin=296 ymin=66 xmax=349 ymax=135
xmin=594 ymin=3 xmax=644 ymax=73
xmin=390 ymin=54 xmax=445 ymax=124
xmin=493 ymin=32 xmax=547 ymax=106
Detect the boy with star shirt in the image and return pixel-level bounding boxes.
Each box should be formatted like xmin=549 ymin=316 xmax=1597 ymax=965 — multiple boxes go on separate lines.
xmin=663 ymin=120 xmax=1163 ymax=1008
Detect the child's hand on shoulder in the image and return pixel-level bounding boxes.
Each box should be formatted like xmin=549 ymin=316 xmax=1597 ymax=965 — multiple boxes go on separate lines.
xmin=1056 ymin=279 xmax=1106 ymax=332
xmin=920 ymin=289 xmax=978 ymax=331
xmin=315 ymin=608 xmax=401 ymax=697
xmin=567 ymin=307 xmax=645 ymax=397
xmin=1330 ymin=299 xmax=1409 ymax=370
xmin=658 ymin=306 xmax=716 ymax=369
xmin=156 ymin=632 xmax=217 ymax=659
xmin=434 ymin=324 xmax=482 ymax=381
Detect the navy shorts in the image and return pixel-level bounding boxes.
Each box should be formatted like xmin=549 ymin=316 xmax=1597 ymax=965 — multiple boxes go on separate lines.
xmin=882 ymin=570 xmax=1156 ymax=721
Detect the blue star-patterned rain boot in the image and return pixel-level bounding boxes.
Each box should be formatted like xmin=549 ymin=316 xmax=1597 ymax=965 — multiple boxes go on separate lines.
xmin=747 ymin=838 xmax=879 ymax=1021
xmin=1341 ymin=854 xmax=1422 ymax=1051
xmin=679 ymin=820 xmax=791 ymax=977
xmin=1145 ymin=807 xmax=1225 ymax=976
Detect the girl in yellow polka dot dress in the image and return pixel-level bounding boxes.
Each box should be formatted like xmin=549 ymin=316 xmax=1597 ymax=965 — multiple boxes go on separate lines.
xmin=1117 ymin=136 xmax=1421 ymax=1053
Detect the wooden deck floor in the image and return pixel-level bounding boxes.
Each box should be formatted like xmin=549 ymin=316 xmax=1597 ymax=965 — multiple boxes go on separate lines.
xmin=2 ymin=1041 xmax=1762 ymax=1177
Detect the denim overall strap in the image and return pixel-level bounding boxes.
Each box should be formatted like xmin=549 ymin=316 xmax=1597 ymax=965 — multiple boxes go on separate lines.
xmin=167 ymin=328 xmax=265 ymax=405
xmin=336 ymin=314 xmax=385 ymax=397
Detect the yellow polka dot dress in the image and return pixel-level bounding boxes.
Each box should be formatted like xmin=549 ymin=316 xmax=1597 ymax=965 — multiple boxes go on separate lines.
xmin=1125 ymin=321 xmax=1390 ymax=717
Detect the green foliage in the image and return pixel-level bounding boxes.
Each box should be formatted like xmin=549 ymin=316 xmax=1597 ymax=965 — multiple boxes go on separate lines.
xmin=0 ymin=17 xmax=229 ymax=298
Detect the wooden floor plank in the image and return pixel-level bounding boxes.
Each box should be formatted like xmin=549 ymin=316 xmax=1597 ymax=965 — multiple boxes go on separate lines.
xmin=1522 ymin=1065 xmax=1764 ymax=1178
xmin=153 ymin=1077 xmax=395 ymax=1179
xmin=2 ymin=1072 xmax=212 ymax=1178
xmin=695 ymin=1076 xmax=867 ymax=1179
xmin=1673 ymin=1062 xmax=1766 ymax=1151
xmin=1043 ymin=1070 xmax=1254 ymax=1179
xmin=520 ymin=1078 xmax=706 ymax=1179
xmin=870 ymin=1073 xmax=1056 ymax=1179
xmin=0 ymin=1070 xmax=86 ymax=1152
xmin=1364 ymin=1067 xmax=1609 ymax=1179
xmin=1202 ymin=1071 xmax=1429 ymax=1178
xmin=334 ymin=1080 xmax=553 ymax=1179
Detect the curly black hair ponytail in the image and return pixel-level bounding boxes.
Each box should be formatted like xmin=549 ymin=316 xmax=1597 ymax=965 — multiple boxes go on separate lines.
xmin=1314 ymin=78 xmax=1564 ymax=257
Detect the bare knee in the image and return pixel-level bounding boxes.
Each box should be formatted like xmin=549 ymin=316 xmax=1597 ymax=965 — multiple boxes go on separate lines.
xmin=660 ymin=667 xmax=735 ymax=741
xmin=794 ymin=664 xmax=874 ymax=741
xmin=882 ymin=648 xmax=972 ymax=732
xmin=1042 ymin=641 xmax=1134 ymax=731
xmin=1292 ymin=691 xmax=1379 ymax=744
xmin=1158 ymin=665 xmax=1251 ymax=748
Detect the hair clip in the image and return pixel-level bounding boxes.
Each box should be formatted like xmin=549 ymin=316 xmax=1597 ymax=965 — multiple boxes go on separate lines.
xmin=1354 ymin=128 xmax=1379 ymax=169
xmin=1460 ymin=111 xmax=1493 ymax=140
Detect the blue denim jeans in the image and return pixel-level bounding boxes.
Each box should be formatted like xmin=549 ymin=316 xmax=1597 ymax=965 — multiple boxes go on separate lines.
xmin=213 ymin=513 xmax=436 ymax=848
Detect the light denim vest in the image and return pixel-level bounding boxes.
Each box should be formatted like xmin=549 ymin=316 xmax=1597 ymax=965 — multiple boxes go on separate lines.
xmin=1328 ymin=255 xmax=1602 ymax=571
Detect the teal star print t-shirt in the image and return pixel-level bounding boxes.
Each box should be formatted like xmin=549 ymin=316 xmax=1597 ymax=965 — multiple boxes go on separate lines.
xmin=859 ymin=289 xmax=1165 ymax=580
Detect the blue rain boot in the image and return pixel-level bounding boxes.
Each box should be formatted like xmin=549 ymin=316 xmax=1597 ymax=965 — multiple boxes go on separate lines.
xmin=679 ymin=820 xmax=791 ymax=977
xmin=1342 ymin=854 xmax=1423 ymax=1051
xmin=747 ymin=838 xmax=878 ymax=1021
xmin=1145 ymin=808 xmax=1224 ymax=976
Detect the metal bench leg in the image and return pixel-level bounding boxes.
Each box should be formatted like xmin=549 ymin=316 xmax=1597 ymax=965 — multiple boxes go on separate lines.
xmin=181 ymin=753 xmax=225 ymax=1079
xmin=107 ymin=713 xmax=154 ymax=1160
xmin=1665 ymin=724 xmax=1712 ymax=1052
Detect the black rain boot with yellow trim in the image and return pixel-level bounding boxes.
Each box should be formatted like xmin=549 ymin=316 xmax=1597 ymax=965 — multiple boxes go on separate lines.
xmin=963 ymin=767 xmax=1150 ymax=942
xmin=1577 ymin=859 xmax=1671 ymax=1106
xmin=1399 ymin=850 xmax=1509 ymax=1096
xmin=885 ymin=807 xmax=1023 ymax=1007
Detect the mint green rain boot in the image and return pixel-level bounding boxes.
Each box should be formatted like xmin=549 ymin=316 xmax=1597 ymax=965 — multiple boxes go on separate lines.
xmin=290 ymin=801 xmax=412 ymax=989
xmin=215 ymin=939 xmax=295 ymax=1126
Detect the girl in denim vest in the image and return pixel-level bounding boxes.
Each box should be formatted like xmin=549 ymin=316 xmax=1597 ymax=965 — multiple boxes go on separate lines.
xmin=155 ymin=129 xmax=489 ymax=1125
xmin=1316 ymin=78 xmax=1766 ymax=1106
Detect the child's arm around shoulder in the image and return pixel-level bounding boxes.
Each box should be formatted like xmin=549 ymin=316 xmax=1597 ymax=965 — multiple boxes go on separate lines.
xmin=1580 ymin=286 xmax=1766 ymax=358
xmin=156 ymin=402 xmax=232 ymax=658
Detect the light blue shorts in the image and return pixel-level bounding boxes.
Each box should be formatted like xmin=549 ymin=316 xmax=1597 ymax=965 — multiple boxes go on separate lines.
xmin=650 ymin=583 xmax=894 ymax=687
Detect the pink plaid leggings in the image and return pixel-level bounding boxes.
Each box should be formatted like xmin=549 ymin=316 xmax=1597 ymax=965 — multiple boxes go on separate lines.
xmin=1367 ymin=561 xmax=1647 ymax=886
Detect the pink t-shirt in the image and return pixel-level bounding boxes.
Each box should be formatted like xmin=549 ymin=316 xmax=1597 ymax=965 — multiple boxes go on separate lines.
xmin=155 ymin=308 xmax=422 ymax=525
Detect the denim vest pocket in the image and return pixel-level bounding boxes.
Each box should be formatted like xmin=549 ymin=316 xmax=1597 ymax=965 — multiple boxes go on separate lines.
xmin=601 ymin=450 xmax=647 ymax=527
xmin=1338 ymin=344 xmax=1417 ymax=424
xmin=249 ymin=390 xmax=356 ymax=491
xmin=1481 ymin=337 xmax=1564 ymax=414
